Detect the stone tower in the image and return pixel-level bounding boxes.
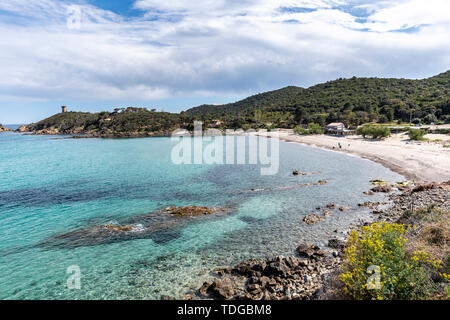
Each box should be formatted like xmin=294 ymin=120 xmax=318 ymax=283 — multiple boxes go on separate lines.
xmin=61 ymin=106 xmax=68 ymax=113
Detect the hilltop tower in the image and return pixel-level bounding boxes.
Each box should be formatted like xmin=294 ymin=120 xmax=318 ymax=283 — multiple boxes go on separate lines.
xmin=61 ymin=106 xmax=68 ymax=113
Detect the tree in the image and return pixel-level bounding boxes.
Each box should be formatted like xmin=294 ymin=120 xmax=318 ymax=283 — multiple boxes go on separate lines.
xmin=294 ymin=107 xmax=306 ymax=124
xmin=357 ymin=126 xmax=391 ymax=139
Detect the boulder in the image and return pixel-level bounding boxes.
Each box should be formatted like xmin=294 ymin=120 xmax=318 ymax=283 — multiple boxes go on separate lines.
xmin=210 ymin=279 xmax=235 ymax=300
xmin=303 ymin=214 xmax=324 ymax=225
xmin=296 ymin=244 xmax=325 ymax=259
xmin=328 ymin=239 xmax=346 ymax=250
xmin=0 ymin=125 xmax=11 ymax=132
xmin=322 ymin=210 xmax=333 ymax=216
xmin=199 ymin=281 xmax=212 ymax=297
xmin=16 ymin=125 xmax=28 ymax=132
xmin=412 ymin=184 xmax=437 ymax=193
xmin=371 ymin=185 xmax=392 ymax=193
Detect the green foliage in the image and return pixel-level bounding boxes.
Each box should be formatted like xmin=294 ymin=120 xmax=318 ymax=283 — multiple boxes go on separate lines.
xmin=294 ymin=123 xmax=324 ymax=135
xmin=187 ymin=71 xmax=450 ymax=128
xmin=340 ymin=222 xmax=440 ymax=300
xmin=408 ymin=128 xmax=427 ymax=141
xmin=356 ymin=126 xmax=391 ymax=139
xmin=26 ymin=108 xmax=195 ymax=135
xmin=26 ymin=71 xmax=450 ymax=134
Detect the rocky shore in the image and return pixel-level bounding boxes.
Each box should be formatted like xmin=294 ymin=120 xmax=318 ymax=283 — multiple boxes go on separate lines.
xmin=0 ymin=124 xmax=12 ymax=132
xmin=189 ymin=181 xmax=449 ymax=300
xmin=23 ymin=128 xmax=174 ymax=138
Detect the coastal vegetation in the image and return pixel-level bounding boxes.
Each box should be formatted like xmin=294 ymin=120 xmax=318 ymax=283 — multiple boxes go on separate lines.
xmin=356 ymin=125 xmax=391 ymax=139
xmin=25 ymin=107 xmax=195 ymax=136
xmin=340 ymin=222 xmax=442 ymax=300
xmin=294 ymin=123 xmax=324 ymax=135
xmin=192 ymin=181 xmax=450 ymax=301
xmin=22 ymin=71 xmax=450 ymax=135
xmin=187 ymin=70 xmax=450 ymax=129
xmin=408 ymin=128 xmax=428 ymax=141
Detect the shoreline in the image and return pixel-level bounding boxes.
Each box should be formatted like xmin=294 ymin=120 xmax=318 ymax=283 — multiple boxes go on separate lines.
xmin=191 ymin=181 xmax=449 ymax=300
xmin=255 ymin=131 xmax=450 ymax=184
xmin=278 ymin=136 xmax=419 ymax=183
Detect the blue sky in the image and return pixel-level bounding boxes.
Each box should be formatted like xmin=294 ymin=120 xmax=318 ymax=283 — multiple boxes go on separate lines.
xmin=0 ymin=0 xmax=449 ymax=123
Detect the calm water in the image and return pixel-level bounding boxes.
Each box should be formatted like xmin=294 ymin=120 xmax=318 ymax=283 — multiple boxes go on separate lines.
xmin=0 ymin=132 xmax=402 ymax=299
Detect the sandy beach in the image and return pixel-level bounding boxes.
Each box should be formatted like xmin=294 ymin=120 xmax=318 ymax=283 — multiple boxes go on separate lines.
xmin=257 ymin=130 xmax=450 ymax=184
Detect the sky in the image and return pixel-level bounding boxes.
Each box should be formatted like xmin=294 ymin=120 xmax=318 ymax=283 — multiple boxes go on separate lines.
xmin=0 ymin=0 xmax=449 ymax=123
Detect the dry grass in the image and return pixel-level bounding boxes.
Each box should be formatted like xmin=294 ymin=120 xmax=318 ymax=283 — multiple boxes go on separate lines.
xmin=403 ymin=207 xmax=449 ymax=299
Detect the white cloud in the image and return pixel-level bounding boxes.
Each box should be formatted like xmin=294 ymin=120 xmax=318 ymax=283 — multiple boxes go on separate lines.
xmin=0 ymin=0 xmax=448 ymax=105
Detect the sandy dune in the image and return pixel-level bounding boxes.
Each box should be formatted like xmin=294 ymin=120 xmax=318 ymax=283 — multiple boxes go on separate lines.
xmin=257 ymin=131 xmax=450 ymax=183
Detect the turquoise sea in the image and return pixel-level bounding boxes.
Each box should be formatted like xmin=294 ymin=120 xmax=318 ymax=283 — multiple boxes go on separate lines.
xmin=0 ymin=132 xmax=402 ymax=299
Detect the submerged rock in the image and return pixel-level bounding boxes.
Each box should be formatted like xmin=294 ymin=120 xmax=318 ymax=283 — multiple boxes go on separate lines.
xmin=39 ymin=205 xmax=227 ymax=249
xmin=303 ymin=214 xmax=324 ymax=225
xmin=163 ymin=206 xmax=218 ymax=217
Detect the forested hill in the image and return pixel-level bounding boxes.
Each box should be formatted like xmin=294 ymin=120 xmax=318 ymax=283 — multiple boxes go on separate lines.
xmin=24 ymin=107 xmax=197 ymax=137
xmin=23 ymin=71 xmax=449 ymax=136
xmin=186 ymin=71 xmax=450 ymax=128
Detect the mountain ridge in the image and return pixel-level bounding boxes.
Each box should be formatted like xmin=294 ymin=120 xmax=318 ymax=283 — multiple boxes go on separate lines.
xmin=23 ymin=70 xmax=450 ymax=135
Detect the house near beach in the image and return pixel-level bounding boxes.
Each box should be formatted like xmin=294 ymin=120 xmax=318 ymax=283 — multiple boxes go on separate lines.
xmin=325 ymin=122 xmax=355 ymax=135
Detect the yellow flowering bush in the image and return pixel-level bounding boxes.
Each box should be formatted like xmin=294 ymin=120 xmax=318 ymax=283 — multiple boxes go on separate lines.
xmin=340 ymin=222 xmax=440 ymax=300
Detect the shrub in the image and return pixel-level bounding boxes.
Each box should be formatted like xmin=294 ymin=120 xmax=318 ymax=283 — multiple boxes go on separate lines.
xmin=307 ymin=123 xmax=324 ymax=134
xmin=294 ymin=123 xmax=324 ymax=135
xmin=408 ymin=128 xmax=427 ymax=141
xmin=294 ymin=125 xmax=308 ymax=135
xmin=423 ymin=114 xmax=438 ymax=124
xmin=340 ymin=222 xmax=440 ymax=300
xmin=356 ymin=126 xmax=391 ymax=139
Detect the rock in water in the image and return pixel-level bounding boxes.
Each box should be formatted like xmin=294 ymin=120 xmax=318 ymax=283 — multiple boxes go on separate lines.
xmin=163 ymin=206 xmax=219 ymax=217
xmin=303 ymin=214 xmax=324 ymax=225
xmin=39 ymin=205 xmax=227 ymax=248
xmin=16 ymin=125 xmax=28 ymax=132
xmin=0 ymin=124 xmax=11 ymax=132
xmin=371 ymin=185 xmax=392 ymax=193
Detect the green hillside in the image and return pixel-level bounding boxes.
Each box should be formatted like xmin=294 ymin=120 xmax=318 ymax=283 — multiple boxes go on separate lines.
xmin=186 ymin=71 xmax=450 ymax=128
xmin=25 ymin=71 xmax=450 ymax=135
xmin=25 ymin=107 xmax=196 ymax=136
